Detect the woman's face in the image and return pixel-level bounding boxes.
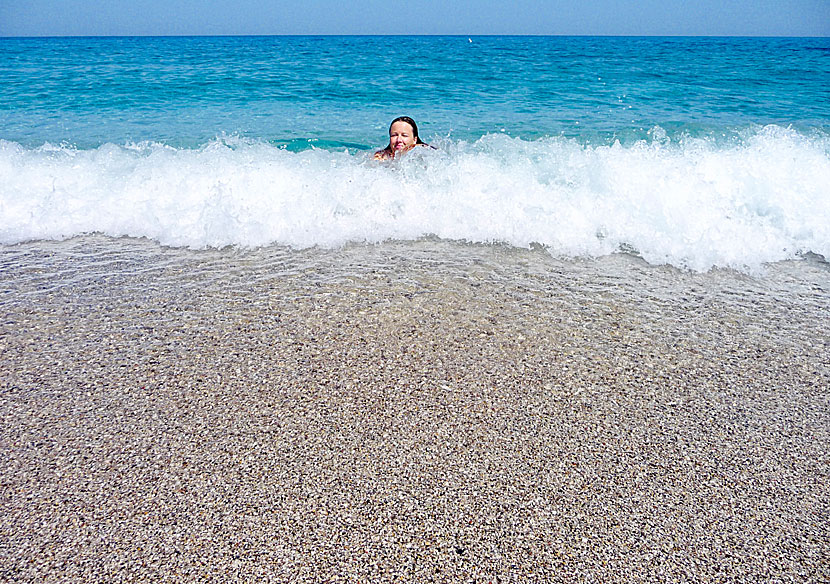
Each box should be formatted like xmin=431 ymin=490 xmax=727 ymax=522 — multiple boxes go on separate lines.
xmin=388 ymin=121 xmax=417 ymax=153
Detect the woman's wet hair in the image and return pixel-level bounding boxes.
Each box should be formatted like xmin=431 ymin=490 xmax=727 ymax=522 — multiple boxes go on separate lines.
xmin=389 ymin=116 xmax=425 ymax=145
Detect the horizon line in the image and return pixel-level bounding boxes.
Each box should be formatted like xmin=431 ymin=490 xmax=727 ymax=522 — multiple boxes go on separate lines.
xmin=2 ymin=33 xmax=829 ymax=40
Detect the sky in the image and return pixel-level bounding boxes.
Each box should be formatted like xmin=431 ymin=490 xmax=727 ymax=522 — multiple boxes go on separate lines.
xmin=1 ymin=0 xmax=829 ymax=37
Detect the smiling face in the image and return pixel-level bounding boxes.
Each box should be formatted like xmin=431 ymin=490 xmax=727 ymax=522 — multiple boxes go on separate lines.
xmin=388 ymin=120 xmax=417 ymax=154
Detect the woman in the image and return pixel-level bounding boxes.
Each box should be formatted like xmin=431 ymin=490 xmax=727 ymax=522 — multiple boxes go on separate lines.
xmin=374 ymin=116 xmax=428 ymax=160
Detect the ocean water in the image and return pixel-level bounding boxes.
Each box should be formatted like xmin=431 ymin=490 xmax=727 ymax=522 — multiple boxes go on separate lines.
xmin=4 ymin=37 xmax=830 ymax=584
xmin=1 ymin=35 xmax=829 ymax=272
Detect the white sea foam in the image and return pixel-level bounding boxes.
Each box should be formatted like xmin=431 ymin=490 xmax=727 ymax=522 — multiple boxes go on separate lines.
xmin=1 ymin=126 xmax=828 ymax=272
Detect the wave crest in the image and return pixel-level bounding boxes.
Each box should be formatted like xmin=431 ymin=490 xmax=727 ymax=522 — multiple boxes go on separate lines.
xmin=1 ymin=126 xmax=828 ymax=272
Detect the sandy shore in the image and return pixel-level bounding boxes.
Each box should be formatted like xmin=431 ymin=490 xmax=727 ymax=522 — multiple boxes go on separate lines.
xmin=1 ymin=239 xmax=828 ymax=582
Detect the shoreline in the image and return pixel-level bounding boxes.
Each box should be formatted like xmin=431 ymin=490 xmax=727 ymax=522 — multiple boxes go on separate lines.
xmin=2 ymin=238 xmax=828 ymax=582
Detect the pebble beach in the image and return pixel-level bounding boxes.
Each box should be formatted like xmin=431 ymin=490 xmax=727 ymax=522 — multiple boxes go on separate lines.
xmin=1 ymin=237 xmax=828 ymax=582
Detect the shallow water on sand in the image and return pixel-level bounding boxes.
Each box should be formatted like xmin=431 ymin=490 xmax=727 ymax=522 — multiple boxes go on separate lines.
xmin=2 ymin=236 xmax=828 ymax=352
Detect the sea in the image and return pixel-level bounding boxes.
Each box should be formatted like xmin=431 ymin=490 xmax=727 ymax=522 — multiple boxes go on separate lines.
xmin=1 ymin=35 xmax=829 ymax=301
xmin=3 ymin=37 xmax=829 ymax=584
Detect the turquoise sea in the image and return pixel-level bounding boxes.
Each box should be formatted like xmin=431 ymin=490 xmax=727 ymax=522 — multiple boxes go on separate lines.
xmin=1 ymin=35 xmax=829 ymax=270
xmin=4 ymin=36 xmax=830 ymax=584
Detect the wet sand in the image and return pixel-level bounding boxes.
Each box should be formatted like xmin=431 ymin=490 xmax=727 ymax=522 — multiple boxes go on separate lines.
xmin=1 ymin=238 xmax=829 ymax=582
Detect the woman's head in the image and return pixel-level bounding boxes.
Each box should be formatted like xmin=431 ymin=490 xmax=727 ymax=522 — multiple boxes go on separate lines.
xmin=387 ymin=116 xmax=424 ymax=153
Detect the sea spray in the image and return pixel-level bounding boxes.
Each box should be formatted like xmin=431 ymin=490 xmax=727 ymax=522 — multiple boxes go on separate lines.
xmin=1 ymin=126 xmax=829 ymax=272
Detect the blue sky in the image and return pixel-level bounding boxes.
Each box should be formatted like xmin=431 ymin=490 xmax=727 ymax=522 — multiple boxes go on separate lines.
xmin=1 ymin=0 xmax=828 ymax=37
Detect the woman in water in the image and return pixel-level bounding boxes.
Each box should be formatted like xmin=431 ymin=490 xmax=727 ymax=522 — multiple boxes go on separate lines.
xmin=374 ymin=116 xmax=429 ymax=160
